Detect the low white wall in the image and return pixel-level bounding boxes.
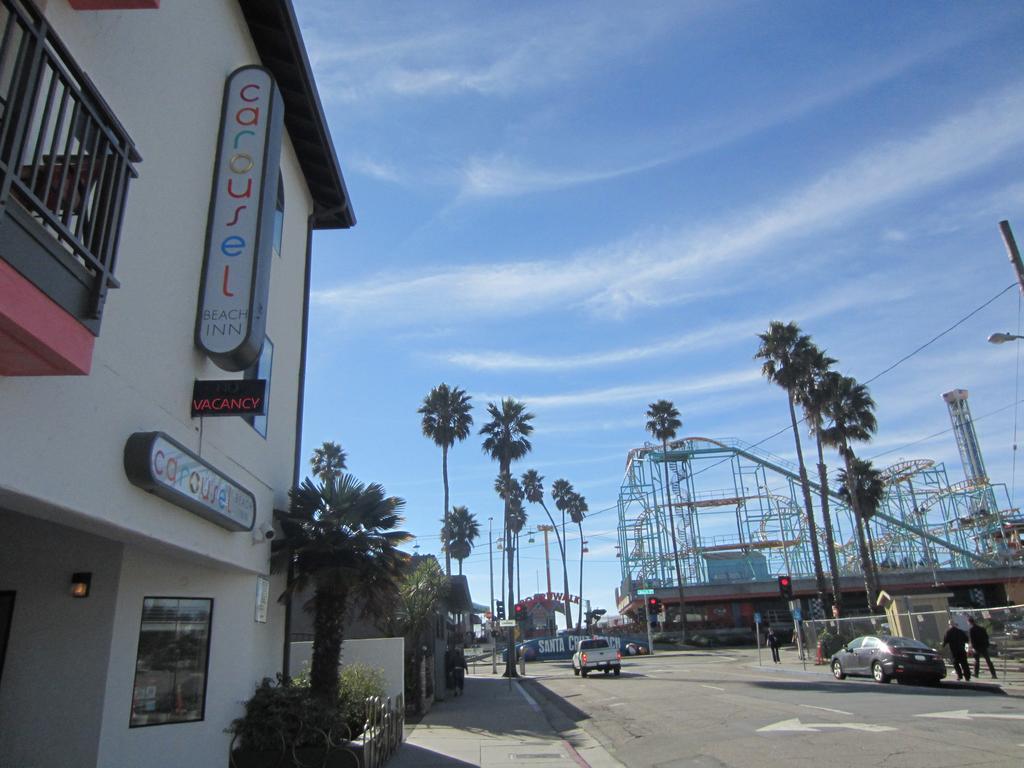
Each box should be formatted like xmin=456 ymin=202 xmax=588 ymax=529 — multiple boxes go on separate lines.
xmin=289 ymin=638 xmax=404 ymax=703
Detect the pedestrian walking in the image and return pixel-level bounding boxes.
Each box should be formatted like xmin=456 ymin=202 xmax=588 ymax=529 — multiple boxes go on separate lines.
xmin=942 ymin=619 xmax=971 ymax=681
xmin=766 ymin=628 xmax=781 ymax=663
xmin=453 ymin=645 xmax=467 ymax=695
xmin=967 ymin=617 xmax=997 ymax=679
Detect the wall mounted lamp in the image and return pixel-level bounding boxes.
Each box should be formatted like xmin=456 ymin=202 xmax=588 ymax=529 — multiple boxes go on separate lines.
xmin=70 ymin=572 xmax=92 ymax=598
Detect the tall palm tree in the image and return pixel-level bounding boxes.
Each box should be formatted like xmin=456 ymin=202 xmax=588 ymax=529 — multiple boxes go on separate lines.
xmin=272 ymin=474 xmax=410 ymax=702
xmin=567 ymin=491 xmax=588 ymax=629
xmin=551 ymin=478 xmax=577 ymax=629
xmin=820 ymin=374 xmax=880 ymax=608
xmin=508 ymin=499 xmax=527 ymax=603
xmin=494 ymin=474 xmax=526 ymax=602
xmin=645 ymin=399 xmax=688 ymax=643
xmin=837 ymin=457 xmax=885 ymax=606
xmin=480 ymin=398 xmax=534 ymax=676
xmin=418 ymin=383 xmax=474 ymax=575
xmin=311 ymin=441 xmax=347 ymax=482
xmin=795 ymin=345 xmax=844 ymax=615
xmin=522 ymin=469 xmax=573 ymax=630
xmin=442 ymin=504 xmax=480 ymax=575
xmin=755 ymin=321 xmax=828 ymax=608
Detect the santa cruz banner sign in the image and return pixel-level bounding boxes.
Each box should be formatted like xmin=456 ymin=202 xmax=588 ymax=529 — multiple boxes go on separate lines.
xmin=195 ymin=66 xmax=284 ymax=371
xmin=124 ymin=432 xmax=256 ymax=532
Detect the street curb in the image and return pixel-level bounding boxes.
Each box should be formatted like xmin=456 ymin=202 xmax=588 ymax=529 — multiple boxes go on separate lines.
xmin=518 ymin=678 xmax=626 ymax=768
xmin=742 ymin=662 xmax=1015 ymax=696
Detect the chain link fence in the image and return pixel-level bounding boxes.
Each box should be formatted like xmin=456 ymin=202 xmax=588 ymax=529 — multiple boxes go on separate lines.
xmin=799 ymin=603 xmax=1024 ymax=676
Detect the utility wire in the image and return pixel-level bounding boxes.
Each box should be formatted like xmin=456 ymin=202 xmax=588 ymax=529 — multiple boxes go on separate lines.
xmin=688 ymin=282 xmax=1018 ymax=480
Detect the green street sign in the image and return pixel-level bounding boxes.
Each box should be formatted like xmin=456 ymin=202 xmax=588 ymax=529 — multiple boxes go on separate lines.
xmin=637 ymin=589 xmax=655 ymax=596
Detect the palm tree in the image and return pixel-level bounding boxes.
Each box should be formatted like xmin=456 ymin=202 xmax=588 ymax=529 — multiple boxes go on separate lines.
xmin=272 ymin=474 xmax=410 ymax=702
xmin=755 ymin=321 xmax=828 ymax=608
xmin=480 ymin=398 xmax=534 ymax=676
xmin=392 ymin=559 xmax=450 ymax=713
xmin=820 ymin=374 xmax=880 ymax=608
xmin=567 ymin=491 xmax=588 ymax=629
xmin=837 ymin=457 xmax=885 ymax=607
xmin=508 ymin=498 xmax=527 ymax=603
xmin=418 ymin=383 xmax=474 ymax=575
xmin=442 ymin=505 xmax=480 ymax=575
xmin=551 ymin=478 xmax=577 ymax=629
xmin=311 ymin=441 xmax=347 ymax=482
xmin=494 ymin=474 xmax=526 ymax=602
xmin=645 ymin=399 xmax=688 ymax=643
xmin=795 ymin=347 xmax=844 ymax=615
xmin=835 ymin=456 xmax=884 ymax=573
xmin=522 ymin=469 xmax=573 ymax=630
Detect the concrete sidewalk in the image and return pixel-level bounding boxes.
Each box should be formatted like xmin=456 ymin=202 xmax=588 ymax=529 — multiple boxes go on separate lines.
xmin=389 ymin=673 xmax=623 ymax=768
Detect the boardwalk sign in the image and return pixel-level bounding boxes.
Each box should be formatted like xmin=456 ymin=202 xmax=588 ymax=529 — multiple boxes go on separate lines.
xmin=506 ymin=633 xmax=650 ymax=662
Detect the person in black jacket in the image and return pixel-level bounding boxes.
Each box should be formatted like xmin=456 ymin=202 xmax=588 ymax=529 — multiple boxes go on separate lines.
xmin=766 ymin=628 xmax=781 ymax=663
xmin=942 ymin=620 xmax=971 ymax=681
xmin=967 ymin=617 xmax=997 ymax=679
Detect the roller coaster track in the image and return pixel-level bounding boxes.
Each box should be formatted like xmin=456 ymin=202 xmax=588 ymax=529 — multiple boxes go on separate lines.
xmin=624 ymin=436 xmax=998 ymax=567
xmin=880 ymin=459 xmax=935 ymax=485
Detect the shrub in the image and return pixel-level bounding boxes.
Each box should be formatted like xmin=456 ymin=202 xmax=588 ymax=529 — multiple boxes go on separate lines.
xmin=338 ymin=665 xmax=386 ymax=738
xmin=229 ymin=676 xmax=347 ymax=753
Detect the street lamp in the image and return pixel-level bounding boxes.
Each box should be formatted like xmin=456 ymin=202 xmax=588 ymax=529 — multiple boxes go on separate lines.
xmin=988 ymin=332 xmax=1024 ymax=344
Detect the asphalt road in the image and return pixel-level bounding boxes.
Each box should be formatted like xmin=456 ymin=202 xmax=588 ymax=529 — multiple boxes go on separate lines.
xmin=521 ymin=649 xmax=1024 ymax=768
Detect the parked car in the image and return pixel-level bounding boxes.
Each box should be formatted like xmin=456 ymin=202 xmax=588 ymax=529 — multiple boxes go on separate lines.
xmin=830 ymin=634 xmax=946 ymax=685
xmin=1003 ymin=620 xmax=1024 ymax=639
xmin=572 ymin=638 xmax=621 ymax=677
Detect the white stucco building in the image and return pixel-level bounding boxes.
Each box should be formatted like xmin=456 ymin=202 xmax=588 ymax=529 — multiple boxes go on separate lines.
xmin=0 ymin=2 xmax=354 ymax=766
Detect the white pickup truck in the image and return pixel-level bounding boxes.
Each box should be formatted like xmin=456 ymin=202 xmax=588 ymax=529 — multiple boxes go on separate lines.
xmin=572 ymin=638 xmax=622 ymax=677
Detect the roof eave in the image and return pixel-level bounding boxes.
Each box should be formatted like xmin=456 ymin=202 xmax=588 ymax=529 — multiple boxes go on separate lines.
xmin=238 ymin=0 xmax=355 ymax=230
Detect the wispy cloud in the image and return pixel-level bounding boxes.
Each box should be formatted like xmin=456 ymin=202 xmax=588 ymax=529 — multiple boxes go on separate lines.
xmin=458 ymin=153 xmax=674 ymax=199
xmin=313 ymin=80 xmax=1024 ymax=326
xmin=454 ymin=25 xmax=993 ymax=200
xmin=300 ymin=2 xmax=695 ymax=104
xmin=346 ymin=154 xmax=405 ymax=184
xmin=437 ymin=278 xmax=913 ymax=372
xmin=475 ymin=367 xmax=762 ymax=410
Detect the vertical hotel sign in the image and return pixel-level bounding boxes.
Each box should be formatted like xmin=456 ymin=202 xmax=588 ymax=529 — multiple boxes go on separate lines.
xmin=196 ymin=66 xmax=284 ymax=371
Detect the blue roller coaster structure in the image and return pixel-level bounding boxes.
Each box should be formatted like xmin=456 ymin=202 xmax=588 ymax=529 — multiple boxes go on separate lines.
xmin=616 ymin=434 xmax=1023 ymax=592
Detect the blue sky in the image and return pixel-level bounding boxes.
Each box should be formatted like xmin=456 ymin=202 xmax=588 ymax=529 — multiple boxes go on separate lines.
xmin=291 ymin=0 xmax=1024 ymax=617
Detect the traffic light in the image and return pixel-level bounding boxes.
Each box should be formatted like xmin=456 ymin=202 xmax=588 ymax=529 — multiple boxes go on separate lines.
xmin=647 ymin=597 xmax=662 ymax=625
xmin=495 ymin=600 xmax=505 ymax=620
xmin=777 ymin=575 xmax=793 ymax=600
xmin=514 ymin=602 xmax=525 ymax=621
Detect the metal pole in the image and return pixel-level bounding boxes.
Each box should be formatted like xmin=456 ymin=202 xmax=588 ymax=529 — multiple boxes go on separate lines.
xmin=489 ymin=517 xmax=494 ymax=617
xmin=489 ymin=517 xmax=496 ymax=675
xmin=646 ymin=598 xmax=654 ymax=656
xmin=791 ymin=599 xmax=805 ymax=661
xmin=539 ymin=524 xmax=553 ymax=597
xmin=756 ymin=619 xmax=762 ymax=666
xmin=1000 ymin=220 xmax=1024 ymax=295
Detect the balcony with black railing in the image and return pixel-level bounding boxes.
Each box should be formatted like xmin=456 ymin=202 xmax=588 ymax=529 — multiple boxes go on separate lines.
xmin=0 ymin=0 xmax=139 ymax=373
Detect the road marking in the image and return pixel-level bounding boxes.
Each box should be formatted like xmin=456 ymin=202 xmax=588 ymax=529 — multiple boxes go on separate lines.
xmin=609 ymin=702 xmax=627 ymax=707
xmin=758 ymin=718 xmax=896 ymax=733
xmin=800 ymin=705 xmax=853 ymax=716
xmin=916 ymin=710 xmax=1024 ymax=721
xmin=701 ymin=684 xmax=725 ymax=691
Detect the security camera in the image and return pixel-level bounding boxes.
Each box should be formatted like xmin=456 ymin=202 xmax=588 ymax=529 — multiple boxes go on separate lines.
xmin=252 ymin=523 xmax=276 ymax=543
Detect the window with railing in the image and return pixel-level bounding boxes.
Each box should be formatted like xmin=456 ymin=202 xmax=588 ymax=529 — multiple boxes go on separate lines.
xmin=0 ymin=0 xmax=139 ymax=331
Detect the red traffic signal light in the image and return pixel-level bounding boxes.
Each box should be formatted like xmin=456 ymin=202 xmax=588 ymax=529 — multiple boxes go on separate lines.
xmin=514 ymin=602 xmax=525 ymax=619
xmin=777 ymin=575 xmax=793 ymax=600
